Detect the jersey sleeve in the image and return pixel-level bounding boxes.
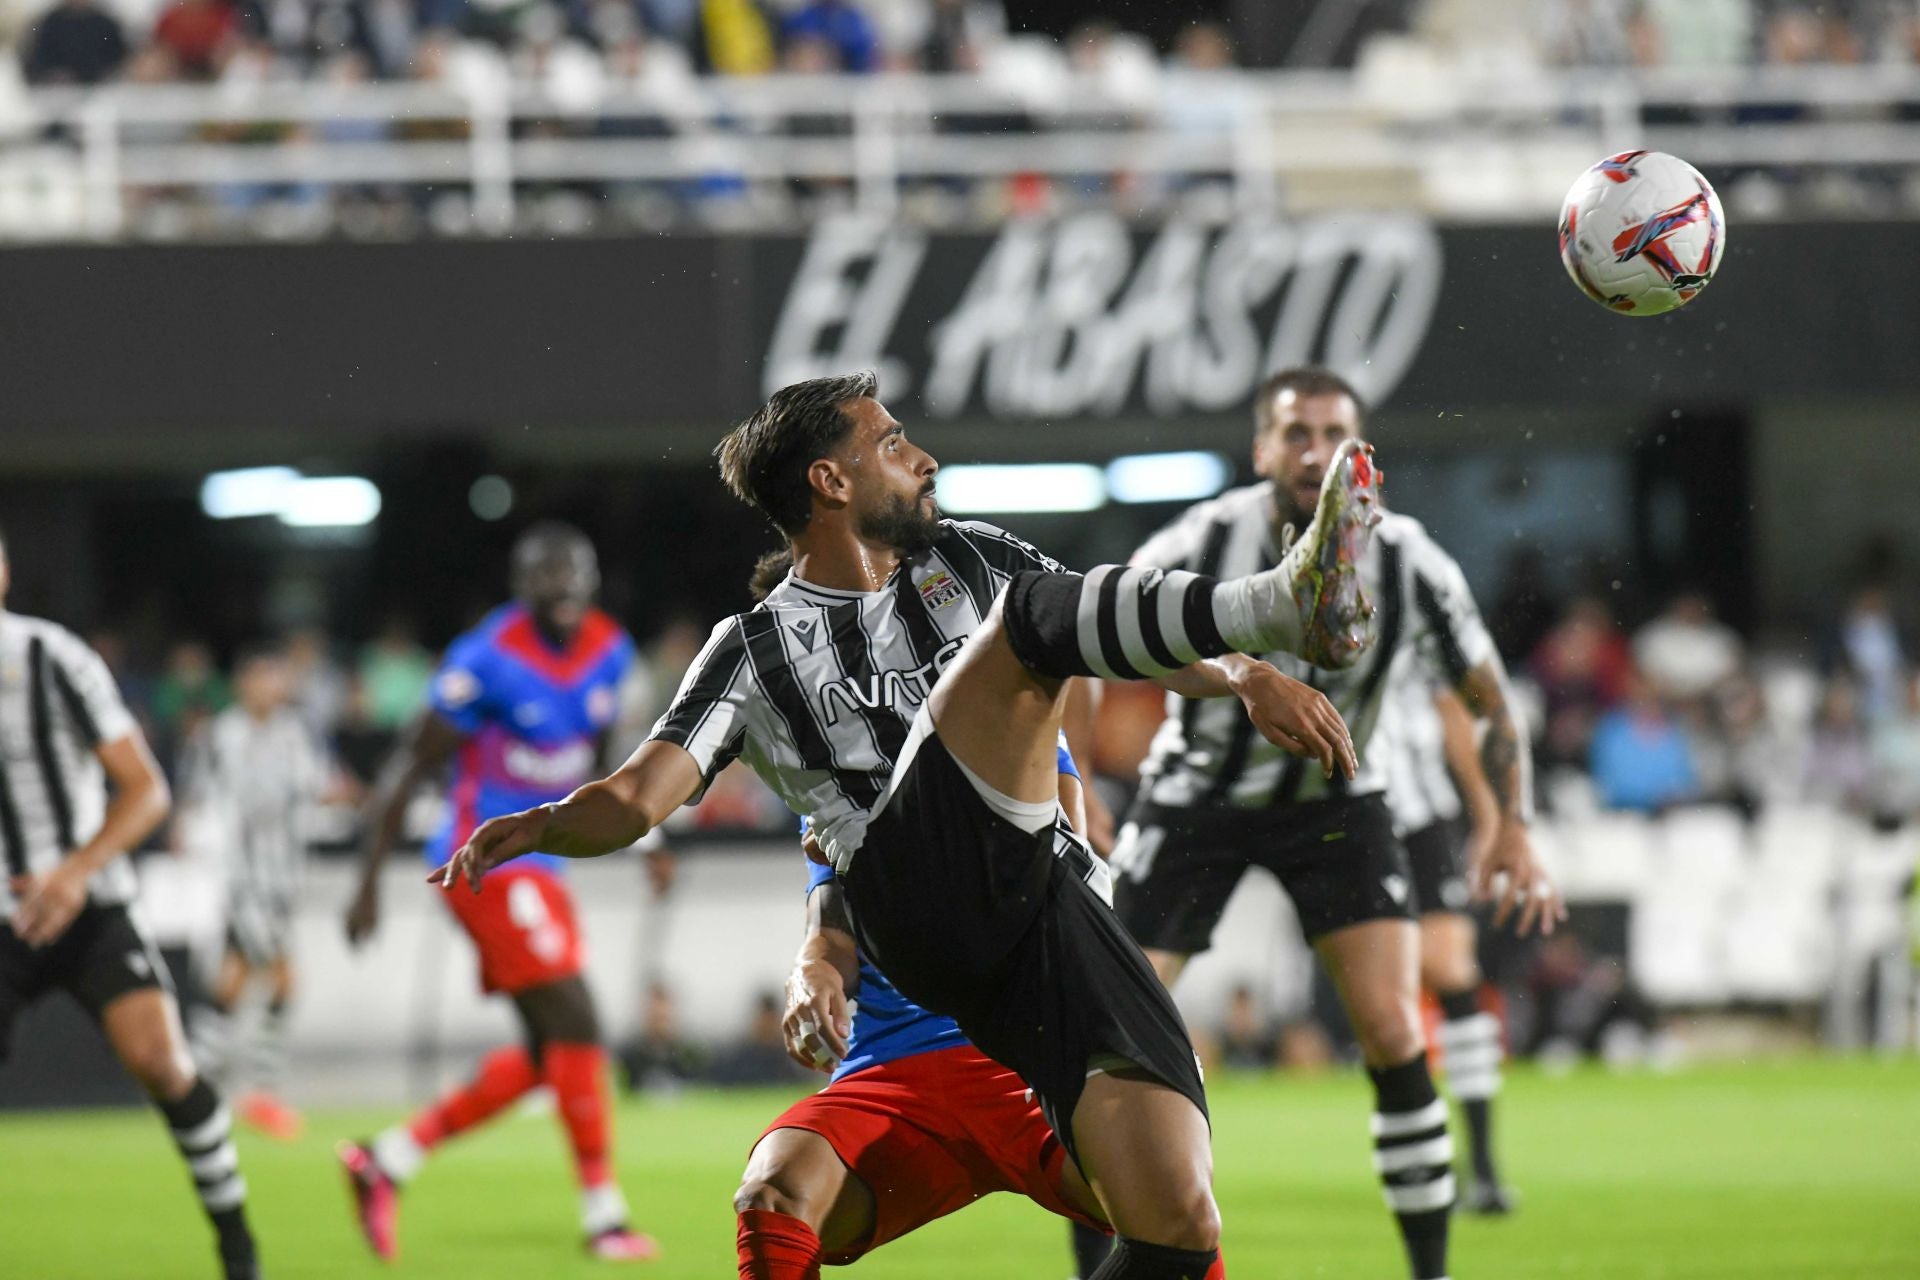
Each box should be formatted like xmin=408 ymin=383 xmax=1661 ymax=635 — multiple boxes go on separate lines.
xmin=645 ymin=617 xmax=753 ymax=798
xmin=950 ymin=520 xmax=1066 ymax=577
xmin=51 ymin=630 xmax=137 ymax=747
xmin=1055 ymin=729 xmax=1081 ymax=780
xmin=1403 ymin=531 xmax=1496 ymax=687
xmin=427 ymin=631 xmax=498 ymax=735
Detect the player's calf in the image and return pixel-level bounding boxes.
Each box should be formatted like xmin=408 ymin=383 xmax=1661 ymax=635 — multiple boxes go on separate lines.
xmin=1001 ymin=441 xmax=1380 ymax=682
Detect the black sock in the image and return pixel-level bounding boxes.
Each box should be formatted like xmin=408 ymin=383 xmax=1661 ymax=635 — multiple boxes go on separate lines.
xmin=1071 ymin=1221 xmax=1115 ymax=1277
xmin=1369 ymin=1053 xmax=1453 ymax=1280
xmin=1003 ymin=562 xmax=1315 ymax=681
xmin=159 ymin=1079 xmax=256 ymax=1267
xmin=1088 ymin=1236 xmax=1219 ymax=1279
xmin=1436 ymin=989 xmax=1503 ymax=1186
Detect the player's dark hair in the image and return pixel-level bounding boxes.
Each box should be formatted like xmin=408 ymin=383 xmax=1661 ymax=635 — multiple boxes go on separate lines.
xmin=232 ymin=639 xmax=285 ymax=671
xmin=513 ymin=519 xmax=595 ymax=568
xmin=715 ymin=371 xmax=878 ymax=538
xmin=747 ymin=547 xmax=794 ymax=601
xmin=1253 ymin=367 xmax=1367 ymax=435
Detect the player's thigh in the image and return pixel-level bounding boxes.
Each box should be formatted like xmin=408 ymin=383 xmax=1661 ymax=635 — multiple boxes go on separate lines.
xmin=0 ymin=928 xmax=49 ymax=1065
xmin=738 ymin=1126 xmax=876 ymax=1252
xmin=99 ymin=987 xmax=197 ymax=1099
xmin=925 ymin=595 xmax=1070 ymax=805
xmin=1069 ymin=1070 xmax=1217 ymax=1251
xmin=1314 ymin=917 xmax=1423 ymax=1067
xmin=1418 ymin=911 xmax=1481 ymax=993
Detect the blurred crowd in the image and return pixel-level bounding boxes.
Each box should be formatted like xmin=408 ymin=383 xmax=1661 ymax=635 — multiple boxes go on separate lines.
xmin=1428 ymin=0 xmax=1920 ymax=69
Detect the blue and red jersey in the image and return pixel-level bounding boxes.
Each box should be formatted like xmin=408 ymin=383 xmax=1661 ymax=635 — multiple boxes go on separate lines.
xmin=805 ymin=736 xmax=1080 ymax=1082
xmin=425 ymin=603 xmax=635 ymax=877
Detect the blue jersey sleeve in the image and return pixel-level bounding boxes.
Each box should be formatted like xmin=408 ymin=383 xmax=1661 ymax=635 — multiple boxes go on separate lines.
xmin=427 ymin=631 xmax=498 ymax=735
xmin=1056 ymin=730 xmax=1080 ymax=780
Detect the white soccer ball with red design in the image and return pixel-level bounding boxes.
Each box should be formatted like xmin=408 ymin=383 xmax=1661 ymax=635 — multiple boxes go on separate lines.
xmin=1558 ymin=151 xmax=1726 ymax=316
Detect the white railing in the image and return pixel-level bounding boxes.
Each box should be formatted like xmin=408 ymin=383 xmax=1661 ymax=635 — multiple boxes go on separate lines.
xmin=5 ymin=63 xmax=1920 ymax=239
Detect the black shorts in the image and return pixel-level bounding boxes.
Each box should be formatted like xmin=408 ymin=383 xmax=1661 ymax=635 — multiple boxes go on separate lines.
xmin=840 ymin=728 xmax=1207 ymax=1166
xmin=1403 ymin=816 xmax=1473 ymax=916
xmin=0 ymin=902 xmax=171 ymax=1062
xmin=1112 ymin=792 xmax=1416 ymax=954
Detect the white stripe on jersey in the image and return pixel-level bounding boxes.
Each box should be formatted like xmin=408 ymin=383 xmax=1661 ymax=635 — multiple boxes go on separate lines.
xmin=0 ymin=612 xmax=140 ymax=916
xmin=1132 ymin=483 xmax=1495 ymax=810
xmin=646 ymin=520 xmax=1063 ymax=866
xmin=1377 ymin=659 xmax=1464 ymax=835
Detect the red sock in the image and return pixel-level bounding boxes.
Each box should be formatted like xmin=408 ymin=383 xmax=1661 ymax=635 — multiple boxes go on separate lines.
xmin=543 ymin=1041 xmax=614 ymax=1189
xmin=736 ymin=1209 xmax=823 ymax=1280
xmin=408 ymin=1046 xmax=539 ymax=1148
xmin=1207 ymin=1249 xmax=1227 ymax=1279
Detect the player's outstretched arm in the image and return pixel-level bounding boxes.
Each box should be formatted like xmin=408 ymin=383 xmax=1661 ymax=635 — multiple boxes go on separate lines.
xmin=785 ymin=881 xmax=859 ymax=1073
xmin=431 ymin=739 xmax=704 ymax=892
xmin=1156 ymin=655 xmax=1357 ymax=780
xmin=346 ymin=710 xmax=467 ymax=945
xmin=1454 ymin=655 xmax=1565 ymax=937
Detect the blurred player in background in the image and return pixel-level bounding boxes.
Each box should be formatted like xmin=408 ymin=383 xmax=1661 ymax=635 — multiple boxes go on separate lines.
xmin=1110 ymin=368 xmax=1560 ymax=1280
xmin=182 ymin=641 xmax=348 ymax=1141
xmin=339 ymin=521 xmax=661 ymax=1262
xmin=0 ymin=531 xmax=261 ymax=1280
xmin=1379 ymin=669 xmax=1515 ymax=1211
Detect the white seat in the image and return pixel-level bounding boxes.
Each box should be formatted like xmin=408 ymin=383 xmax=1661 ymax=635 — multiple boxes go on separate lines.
xmin=1559 ymin=812 xmax=1654 ymax=901
xmin=1655 ymin=805 xmax=1748 ymax=897
xmin=1631 ymin=892 xmax=1728 ymax=1006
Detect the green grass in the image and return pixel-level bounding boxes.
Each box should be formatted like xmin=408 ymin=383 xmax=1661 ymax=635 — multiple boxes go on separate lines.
xmin=4 ymin=1057 xmax=1919 ymax=1278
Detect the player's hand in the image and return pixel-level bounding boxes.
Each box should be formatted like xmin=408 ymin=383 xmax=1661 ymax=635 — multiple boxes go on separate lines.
xmin=801 ymin=830 xmax=829 ymax=867
xmin=783 ymin=959 xmax=852 ymax=1074
xmin=9 ymin=862 xmax=90 ymax=948
xmin=429 ymin=807 xmax=550 ymax=892
xmin=1233 ymin=665 xmax=1357 ymax=780
xmin=344 ymin=877 xmax=380 ymax=947
xmin=1473 ymin=821 xmax=1566 ymax=938
xmin=643 ymin=848 xmax=677 ymax=898
xmin=1463 ymin=821 xmax=1499 ymax=888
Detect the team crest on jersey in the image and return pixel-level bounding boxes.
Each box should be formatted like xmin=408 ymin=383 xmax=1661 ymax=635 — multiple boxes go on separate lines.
xmin=586 ymin=684 xmax=616 ymax=726
xmin=919 ymin=571 xmax=963 ymax=611
xmin=435 ymin=668 xmax=481 ymax=708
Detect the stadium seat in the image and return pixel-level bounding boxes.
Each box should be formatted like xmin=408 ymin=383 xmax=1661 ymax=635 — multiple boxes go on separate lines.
xmin=1655 ymin=805 xmax=1748 ymax=899
xmin=1557 ymin=812 xmax=1654 ymax=902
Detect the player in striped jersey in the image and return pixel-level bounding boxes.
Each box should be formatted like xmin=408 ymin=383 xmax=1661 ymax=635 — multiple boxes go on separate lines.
xmin=0 ymin=533 xmax=260 ymax=1280
xmin=1377 ymin=667 xmax=1514 ymax=1213
xmin=435 ymin=371 xmax=1375 ymax=1280
xmin=1109 ymin=367 xmax=1563 ymax=1280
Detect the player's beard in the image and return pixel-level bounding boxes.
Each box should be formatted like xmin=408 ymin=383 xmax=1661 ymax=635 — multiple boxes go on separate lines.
xmin=859 ymin=487 xmax=943 ymax=555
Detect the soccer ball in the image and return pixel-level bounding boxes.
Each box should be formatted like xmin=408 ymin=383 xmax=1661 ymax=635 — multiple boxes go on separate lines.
xmin=1558 ymin=151 xmax=1726 ymax=316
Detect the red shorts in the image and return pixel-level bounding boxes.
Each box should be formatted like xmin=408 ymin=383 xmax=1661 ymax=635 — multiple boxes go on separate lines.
xmin=754 ymin=1045 xmax=1106 ymax=1264
xmin=440 ymin=867 xmax=584 ymax=994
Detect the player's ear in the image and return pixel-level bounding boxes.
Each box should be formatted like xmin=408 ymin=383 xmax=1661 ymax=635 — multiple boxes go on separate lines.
xmin=1252 ymin=429 xmax=1277 ymax=476
xmin=808 ymin=457 xmax=851 ymax=510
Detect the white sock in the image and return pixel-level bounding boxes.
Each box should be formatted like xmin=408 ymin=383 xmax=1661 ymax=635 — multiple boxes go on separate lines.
xmin=1211 ymin=565 xmax=1305 ymax=657
xmin=371 ymin=1127 xmax=425 ymax=1184
xmin=580 ymin=1182 xmax=629 ymax=1236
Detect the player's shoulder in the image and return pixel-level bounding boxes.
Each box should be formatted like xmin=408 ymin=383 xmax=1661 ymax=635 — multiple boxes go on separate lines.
xmin=1376 ymin=510 xmax=1470 ymax=587
xmin=445 ymin=603 xmax=520 ymax=659
xmin=2 ymin=611 xmax=97 ymax=663
xmin=1179 ymin=480 xmax=1270 ymax=532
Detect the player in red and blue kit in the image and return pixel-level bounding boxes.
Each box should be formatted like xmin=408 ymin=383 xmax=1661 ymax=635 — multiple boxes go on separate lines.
xmin=733 ymin=741 xmax=1225 ymax=1280
xmin=339 ymin=522 xmax=659 ymax=1262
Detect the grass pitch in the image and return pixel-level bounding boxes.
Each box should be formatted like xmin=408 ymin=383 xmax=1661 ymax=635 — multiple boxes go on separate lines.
xmin=3 ymin=1057 xmax=1918 ymax=1279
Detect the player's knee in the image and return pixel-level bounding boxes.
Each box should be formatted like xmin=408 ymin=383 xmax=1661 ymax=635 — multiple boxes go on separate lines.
xmin=1353 ymin=997 xmax=1425 ymax=1067
xmin=123 ymin=1037 xmax=194 ymax=1098
xmin=732 ymin=1172 xmax=817 ymax=1225
xmin=1142 ymin=1181 xmax=1220 ymax=1253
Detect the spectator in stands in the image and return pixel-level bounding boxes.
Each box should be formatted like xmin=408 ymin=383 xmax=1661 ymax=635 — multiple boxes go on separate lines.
xmin=1589 ymin=671 xmax=1699 ymax=812
xmin=22 ymin=0 xmax=128 ymax=84
xmin=1534 ymin=0 xmax=1636 ymax=67
xmin=1217 ymin=984 xmax=1280 ymax=1070
xmin=357 ymin=616 xmax=434 ymax=731
xmin=707 ymin=990 xmax=812 ymax=1084
xmin=1629 ymin=0 xmax=1755 ymax=66
xmin=150 ymin=0 xmax=242 ymax=79
xmin=1830 ymin=581 xmax=1910 ymax=722
xmin=1633 ymin=589 xmax=1743 ymax=707
xmin=621 ymin=982 xmax=705 ymax=1093
xmin=1801 ymin=676 xmax=1876 ymax=812
xmin=781 ymin=0 xmax=878 ymax=73
xmin=1531 ymin=596 xmax=1634 ymax=768
xmin=1692 ymin=672 xmax=1796 ymax=819
xmin=693 ymin=0 xmax=777 ymax=75
xmin=151 ymin=638 xmax=231 ymax=762
xmin=1871 ymin=671 xmax=1920 ymax=818
xmin=918 ymin=0 xmax=1003 ymax=73
xmin=284 ymin=626 xmax=350 ymax=740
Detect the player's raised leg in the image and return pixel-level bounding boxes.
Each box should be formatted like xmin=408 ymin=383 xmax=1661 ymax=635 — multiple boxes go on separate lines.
xmin=101 ymin=987 xmax=260 ymax=1280
xmin=1316 ymin=919 xmax=1454 ymax=1280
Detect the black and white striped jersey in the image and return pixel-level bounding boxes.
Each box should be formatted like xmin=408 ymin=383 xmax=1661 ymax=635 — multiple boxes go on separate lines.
xmin=1376 ymin=660 xmax=1465 ymax=835
xmin=0 ymin=612 xmax=141 ymax=913
xmin=646 ymin=520 xmax=1063 ymax=866
xmin=1132 ymin=482 xmax=1494 ymax=809
xmin=179 ymin=706 xmax=328 ymax=898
